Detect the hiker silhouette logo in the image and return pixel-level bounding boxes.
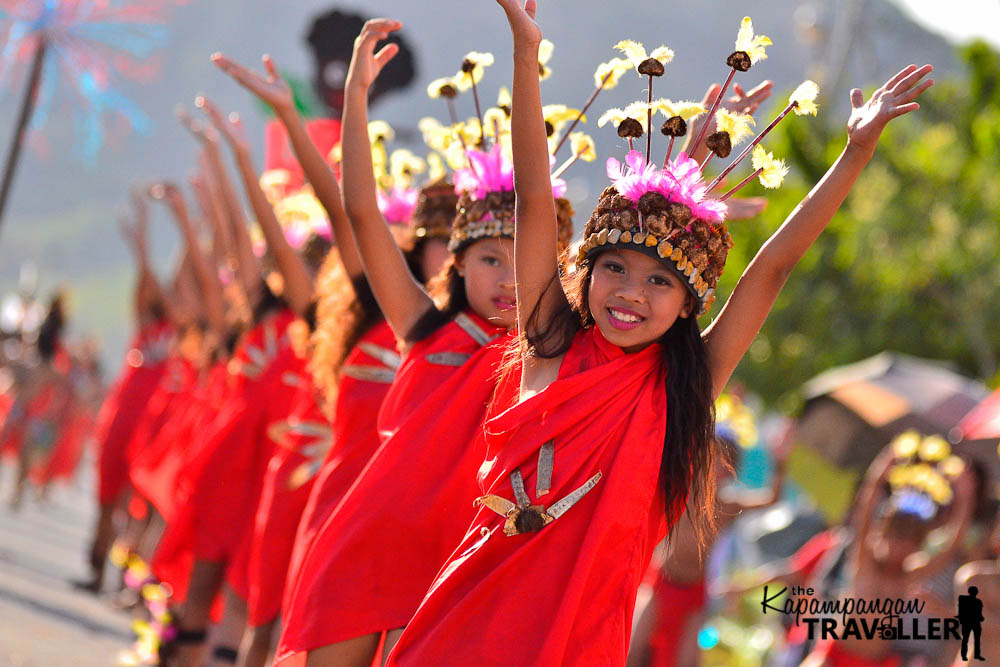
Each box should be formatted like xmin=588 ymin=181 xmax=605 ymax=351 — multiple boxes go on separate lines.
xmin=957 ymin=586 xmax=986 ymax=662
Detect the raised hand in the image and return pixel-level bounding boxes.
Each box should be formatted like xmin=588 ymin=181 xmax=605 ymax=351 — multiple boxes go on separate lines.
xmin=722 ymin=80 xmax=774 ymax=116
xmin=495 ymin=0 xmax=542 ymax=46
xmin=176 ymin=105 xmax=219 ymax=146
xmin=148 ymin=182 xmax=187 ymax=215
xmin=211 ymin=53 xmax=294 ymax=115
xmin=686 ymin=79 xmax=773 ymax=162
xmin=724 ymin=196 xmax=768 ymax=221
xmin=847 ymin=64 xmax=933 ymax=155
xmin=195 ymin=95 xmax=249 ymax=153
xmin=346 ymin=18 xmax=402 ymax=91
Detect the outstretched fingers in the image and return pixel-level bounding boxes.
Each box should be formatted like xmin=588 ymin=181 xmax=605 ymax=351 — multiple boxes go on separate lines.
xmin=357 ymin=18 xmax=401 ymax=50
xmin=261 ymin=54 xmax=280 ymax=81
xmin=883 ymin=64 xmax=918 ymax=92
xmin=373 ymin=43 xmax=400 ymax=74
xmin=890 ymin=64 xmax=933 ymax=94
xmin=850 ymin=88 xmax=865 ymax=109
xmin=211 ymin=53 xmax=262 ymax=89
xmin=889 ymin=102 xmax=921 ymax=119
xmin=895 ymin=77 xmax=934 ymax=105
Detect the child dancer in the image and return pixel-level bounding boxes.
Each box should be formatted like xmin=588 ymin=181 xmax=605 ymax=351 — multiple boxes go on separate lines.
xmin=210 ymin=51 xmax=452 ymax=667
xmin=79 ymin=191 xmax=175 ymax=593
xmin=274 ymin=18 xmax=574 ymax=666
xmin=385 ymin=2 xmax=935 ymax=664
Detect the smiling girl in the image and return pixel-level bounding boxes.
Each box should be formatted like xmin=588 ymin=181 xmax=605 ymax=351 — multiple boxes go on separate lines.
xmin=385 ymin=2 xmax=934 ymax=665
xmin=274 ymin=18 xmax=573 ymax=667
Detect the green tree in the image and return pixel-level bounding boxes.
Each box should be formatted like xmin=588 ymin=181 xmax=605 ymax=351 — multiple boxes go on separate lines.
xmin=717 ymin=42 xmax=1000 ymax=412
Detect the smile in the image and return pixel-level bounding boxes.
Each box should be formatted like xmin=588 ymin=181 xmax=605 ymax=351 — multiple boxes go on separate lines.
xmin=493 ymin=297 xmax=516 ymax=312
xmin=606 ymin=306 xmax=644 ymax=330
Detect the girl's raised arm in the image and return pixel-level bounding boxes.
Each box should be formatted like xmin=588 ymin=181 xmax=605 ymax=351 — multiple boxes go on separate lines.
xmin=121 ymin=188 xmax=185 ymax=327
xmin=702 ymin=64 xmax=933 ymax=398
xmin=340 ymin=19 xmax=436 ymax=339
xmin=211 ymin=53 xmax=366 ymax=282
xmin=197 ymin=96 xmax=314 ymax=316
xmin=496 ymin=0 xmax=568 ymax=343
xmin=151 ymin=183 xmax=228 ymax=337
xmin=190 ymin=166 xmax=235 ymax=274
xmin=178 ymin=109 xmax=262 ymax=306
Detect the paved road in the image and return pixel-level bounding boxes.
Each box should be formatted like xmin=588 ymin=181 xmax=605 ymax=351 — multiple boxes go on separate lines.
xmin=0 ymin=458 xmax=133 ymax=667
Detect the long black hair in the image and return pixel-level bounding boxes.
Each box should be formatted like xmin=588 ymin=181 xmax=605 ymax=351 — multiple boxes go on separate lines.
xmin=310 ymin=244 xmax=427 ymax=406
xmin=403 ymin=251 xmax=469 ymax=344
xmin=522 ymin=256 xmax=718 ymax=550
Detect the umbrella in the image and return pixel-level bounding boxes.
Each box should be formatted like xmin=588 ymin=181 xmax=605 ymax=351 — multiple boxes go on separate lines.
xmin=786 ymin=352 xmax=989 ymax=523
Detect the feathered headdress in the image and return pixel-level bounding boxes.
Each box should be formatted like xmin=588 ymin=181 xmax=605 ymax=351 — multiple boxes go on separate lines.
xmin=426 ymin=45 xmax=581 ymax=253
xmin=574 ymin=18 xmax=820 ymax=315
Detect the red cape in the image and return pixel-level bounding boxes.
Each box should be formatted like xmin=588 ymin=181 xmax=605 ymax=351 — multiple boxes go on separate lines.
xmin=247 ymin=320 xmax=400 ymax=627
xmin=276 ymin=312 xmax=509 ymax=662
xmin=93 ymin=321 xmax=172 ymax=504
xmin=388 ymin=326 xmax=671 ymax=667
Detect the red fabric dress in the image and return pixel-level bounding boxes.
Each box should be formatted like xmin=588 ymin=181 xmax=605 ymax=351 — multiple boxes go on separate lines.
xmin=247 ymin=320 xmax=401 ymax=628
xmin=387 ymin=326 xmax=673 ymax=667
xmin=131 ymin=361 xmax=227 ymax=523
xmin=150 ymin=309 xmax=296 ymax=602
xmin=275 ymin=312 xmax=508 ymax=664
xmin=93 ymin=320 xmax=172 ymax=505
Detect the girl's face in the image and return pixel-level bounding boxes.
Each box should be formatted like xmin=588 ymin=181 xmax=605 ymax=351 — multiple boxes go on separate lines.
xmin=419 ymin=238 xmax=450 ymax=285
xmin=455 ymin=237 xmax=517 ymax=329
xmin=588 ymin=248 xmax=694 ymax=352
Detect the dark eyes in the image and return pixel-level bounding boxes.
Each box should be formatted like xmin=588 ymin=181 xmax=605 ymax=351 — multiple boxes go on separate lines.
xmin=600 ymin=260 xmax=672 ymax=286
xmin=649 ymin=274 xmax=673 ymax=287
xmin=481 ymin=255 xmax=502 ymax=267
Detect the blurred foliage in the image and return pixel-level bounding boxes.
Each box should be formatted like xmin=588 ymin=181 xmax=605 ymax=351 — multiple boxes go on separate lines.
xmin=714 ymin=42 xmax=1000 ymax=413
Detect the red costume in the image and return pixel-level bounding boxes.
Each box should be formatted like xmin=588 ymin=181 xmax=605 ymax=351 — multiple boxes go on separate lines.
xmin=93 ymin=320 xmax=172 ymax=505
xmin=275 ymin=312 xmax=508 ymax=664
xmin=387 ymin=326 xmax=673 ymax=667
xmin=131 ymin=361 xmax=226 ymax=523
xmin=150 ymin=309 xmax=296 ymax=603
xmin=645 ymin=574 xmax=707 ymax=667
xmin=246 ymin=320 xmax=400 ymax=628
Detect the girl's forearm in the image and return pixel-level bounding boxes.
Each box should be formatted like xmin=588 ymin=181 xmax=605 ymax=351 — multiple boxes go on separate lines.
xmin=758 ymin=143 xmax=870 ymax=277
xmin=510 ymin=46 xmax=557 ymax=210
xmin=340 ymin=86 xmax=383 ymax=225
xmin=341 ymin=80 xmax=433 ymax=338
xmin=230 ymin=144 xmax=314 ymax=316
xmin=509 ymin=35 xmax=564 ymax=339
xmin=276 ymin=107 xmax=364 ymax=280
xmin=173 ymin=203 xmax=227 ymax=335
xmin=204 ymin=142 xmax=260 ymax=300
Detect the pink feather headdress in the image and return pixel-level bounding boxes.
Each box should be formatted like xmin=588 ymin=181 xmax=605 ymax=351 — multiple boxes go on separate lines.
xmin=574 ymin=18 xmax=817 ymax=315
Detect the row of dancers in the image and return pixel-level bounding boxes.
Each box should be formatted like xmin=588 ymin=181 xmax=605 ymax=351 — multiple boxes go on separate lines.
xmin=66 ymin=3 xmax=995 ymax=666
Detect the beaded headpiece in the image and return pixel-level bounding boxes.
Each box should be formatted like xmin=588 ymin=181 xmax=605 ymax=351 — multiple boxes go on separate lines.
xmin=425 ymin=47 xmax=578 ymax=254
xmin=569 ymin=18 xmax=819 ymax=315
xmin=884 ymin=430 xmax=967 ymax=520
